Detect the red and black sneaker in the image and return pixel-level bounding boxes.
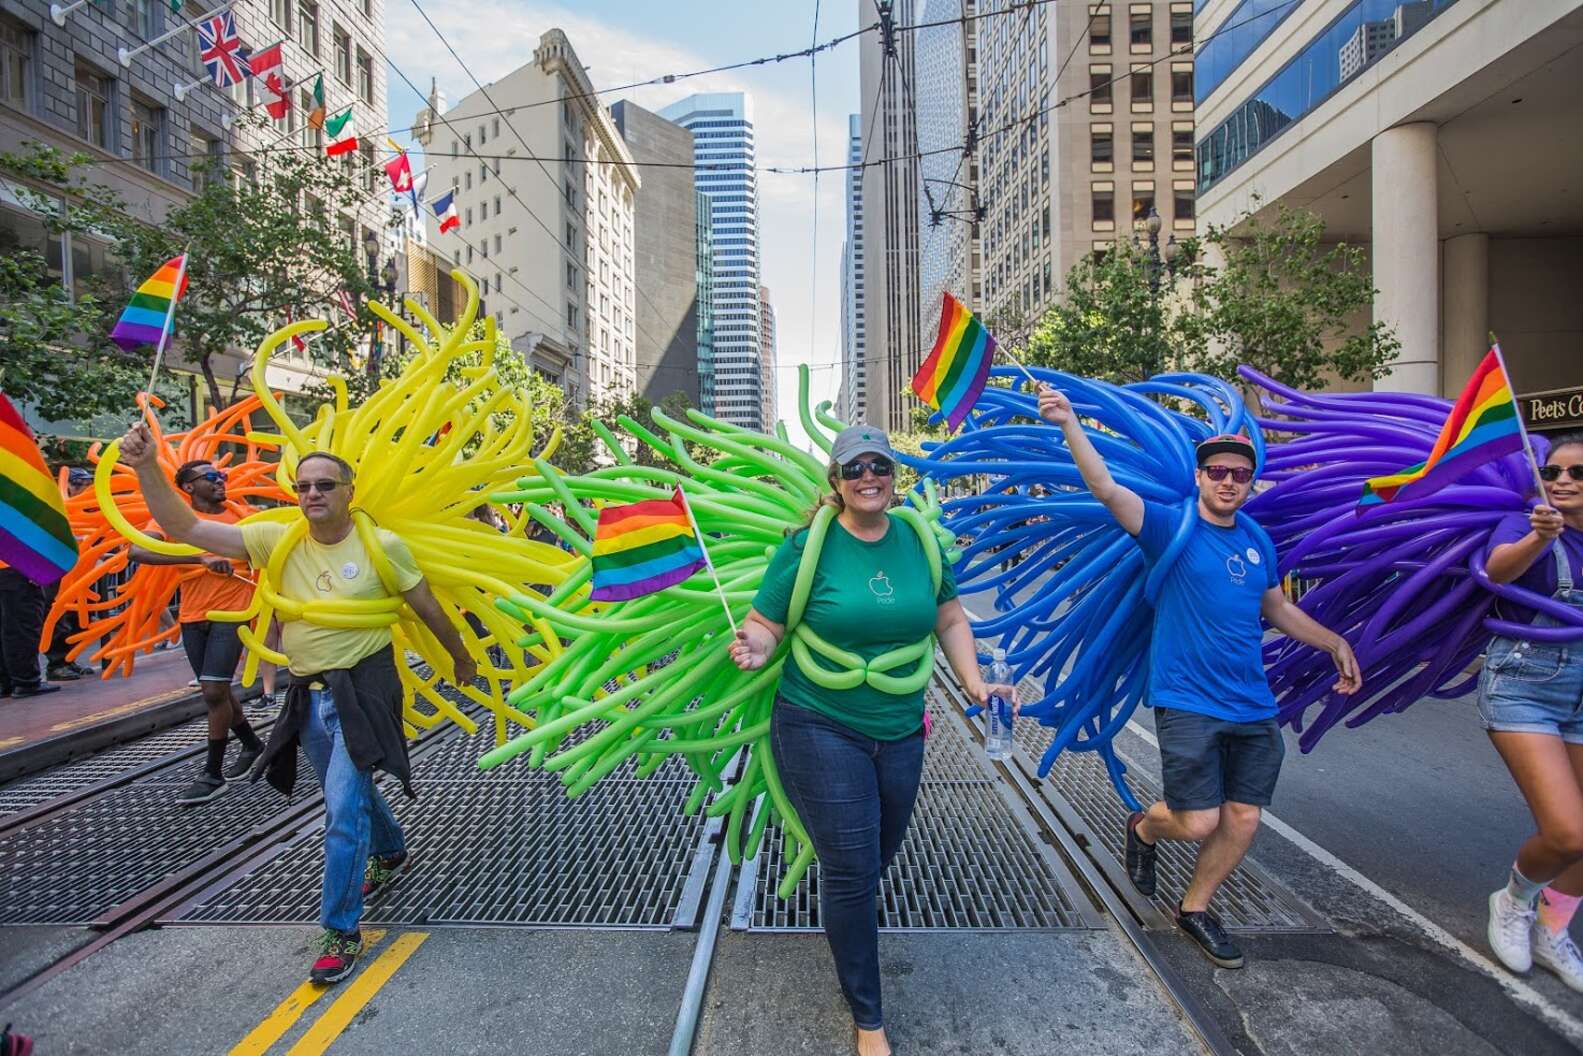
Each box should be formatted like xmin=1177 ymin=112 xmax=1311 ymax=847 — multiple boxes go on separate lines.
xmin=309 ymin=928 xmax=363 ymax=985
xmin=1 ymin=1022 xmax=34 ymax=1056
xmin=362 ymin=851 xmax=409 ymax=897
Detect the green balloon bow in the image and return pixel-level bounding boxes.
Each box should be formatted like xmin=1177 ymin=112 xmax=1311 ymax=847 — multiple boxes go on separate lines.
xmin=481 ymin=365 xmax=961 ymax=896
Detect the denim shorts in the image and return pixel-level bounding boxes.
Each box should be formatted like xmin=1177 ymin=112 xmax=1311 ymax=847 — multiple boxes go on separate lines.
xmin=1477 ymin=637 xmax=1583 ymax=743
xmin=1154 ymin=706 xmax=1285 ymax=811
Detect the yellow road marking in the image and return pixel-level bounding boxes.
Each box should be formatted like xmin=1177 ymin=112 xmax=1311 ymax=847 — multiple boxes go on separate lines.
xmin=45 ymin=687 xmax=188 ymax=734
xmin=226 ymin=930 xmax=388 ymax=1056
xmin=0 ymin=736 xmax=21 ymax=749
xmin=285 ymin=932 xmax=429 ymax=1055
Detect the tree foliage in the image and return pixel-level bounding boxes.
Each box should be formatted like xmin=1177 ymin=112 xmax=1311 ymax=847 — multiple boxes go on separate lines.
xmin=1022 ymin=202 xmax=1398 ymax=390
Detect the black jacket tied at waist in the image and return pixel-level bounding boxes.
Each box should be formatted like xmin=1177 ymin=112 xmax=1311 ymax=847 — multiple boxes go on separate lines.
xmin=251 ymin=645 xmax=415 ymax=799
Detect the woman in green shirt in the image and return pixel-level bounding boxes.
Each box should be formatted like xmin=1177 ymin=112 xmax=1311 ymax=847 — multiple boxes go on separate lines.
xmin=730 ymin=426 xmax=1015 ymax=1056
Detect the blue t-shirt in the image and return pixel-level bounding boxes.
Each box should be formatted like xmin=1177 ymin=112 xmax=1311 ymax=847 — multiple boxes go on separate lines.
xmin=1486 ymin=514 xmax=1583 ymax=623
xmin=1133 ymin=500 xmax=1280 ymax=723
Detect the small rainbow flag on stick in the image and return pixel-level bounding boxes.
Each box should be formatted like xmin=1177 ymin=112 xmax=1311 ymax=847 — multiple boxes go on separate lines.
xmin=1360 ymin=346 xmax=1525 ymax=507
xmin=0 ymin=392 xmax=78 ymax=585
xmin=912 ymin=292 xmax=999 ymax=432
xmin=110 ymin=254 xmax=189 ymax=351
xmin=589 ymin=487 xmax=710 ymax=603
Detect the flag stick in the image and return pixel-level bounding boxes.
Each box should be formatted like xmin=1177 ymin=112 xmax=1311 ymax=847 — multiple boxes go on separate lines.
xmin=1491 ymin=340 xmax=1551 ymax=503
xmin=677 ymin=484 xmax=738 ymax=637
xmin=1001 ymin=347 xmax=1039 ymax=388
xmin=143 ymin=250 xmax=190 ymax=401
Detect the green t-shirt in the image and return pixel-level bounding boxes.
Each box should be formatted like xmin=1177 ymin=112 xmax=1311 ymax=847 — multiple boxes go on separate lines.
xmin=753 ymin=515 xmax=957 ymax=740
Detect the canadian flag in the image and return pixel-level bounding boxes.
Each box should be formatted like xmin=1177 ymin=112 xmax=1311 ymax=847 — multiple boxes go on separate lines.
xmin=263 ymin=72 xmax=290 ymax=120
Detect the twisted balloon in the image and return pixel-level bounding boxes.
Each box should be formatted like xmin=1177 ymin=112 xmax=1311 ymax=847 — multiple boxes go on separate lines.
xmin=481 ymin=366 xmax=959 ymax=894
xmin=92 ymin=272 xmax=575 ymax=744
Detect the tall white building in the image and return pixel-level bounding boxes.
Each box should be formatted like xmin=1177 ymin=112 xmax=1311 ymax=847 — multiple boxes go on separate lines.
xmin=658 ymin=92 xmax=763 ymax=429
xmin=414 ymin=28 xmax=640 ymax=407
xmin=915 ymin=0 xmax=973 ymax=317
xmin=838 ymin=114 xmax=868 ymax=424
xmin=758 ymin=285 xmax=778 ymax=432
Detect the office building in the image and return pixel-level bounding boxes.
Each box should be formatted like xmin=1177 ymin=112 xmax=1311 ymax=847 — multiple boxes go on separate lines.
xmin=0 ymin=0 xmax=391 ymax=427
xmin=414 ymin=29 xmax=640 ymax=408
xmin=610 ymin=99 xmax=700 ymax=407
xmin=758 ymin=284 xmax=777 ymax=431
xmin=658 ymin=91 xmax=763 ymax=429
xmin=1194 ymin=0 xmax=1582 ymax=414
xmin=838 ymin=115 xmax=868 ymax=423
xmin=695 ymin=189 xmax=716 ymax=416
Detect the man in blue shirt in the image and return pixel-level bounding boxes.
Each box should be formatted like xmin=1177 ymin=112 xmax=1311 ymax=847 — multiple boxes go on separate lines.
xmin=1040 ymin=385 xmax=1360 ymax=969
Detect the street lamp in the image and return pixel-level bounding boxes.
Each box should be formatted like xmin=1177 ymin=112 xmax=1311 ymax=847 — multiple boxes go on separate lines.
xmin=1137 ymin=207 xmax=1184 ymax=377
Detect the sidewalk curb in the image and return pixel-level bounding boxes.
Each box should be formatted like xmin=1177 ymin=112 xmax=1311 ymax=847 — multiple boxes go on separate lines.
xmin=0 ymin=681 xmax=262 ymax=785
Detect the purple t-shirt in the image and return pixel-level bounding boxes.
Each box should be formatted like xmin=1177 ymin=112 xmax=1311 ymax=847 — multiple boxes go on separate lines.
xmin=1487 ymin=513 xmax=1583 ymax=622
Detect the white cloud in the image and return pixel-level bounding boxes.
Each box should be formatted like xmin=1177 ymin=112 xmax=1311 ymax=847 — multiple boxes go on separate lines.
xmin=384 ymin=0 xmax=854 ymax=449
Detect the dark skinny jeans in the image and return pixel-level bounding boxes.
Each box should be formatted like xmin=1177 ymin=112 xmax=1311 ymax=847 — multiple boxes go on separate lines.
xmin=770 ymin=698 xmax=925 ymax=1031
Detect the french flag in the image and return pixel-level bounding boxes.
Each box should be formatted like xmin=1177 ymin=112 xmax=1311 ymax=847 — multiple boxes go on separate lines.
xmin=431 ymin=190 xmax=460 ymax=234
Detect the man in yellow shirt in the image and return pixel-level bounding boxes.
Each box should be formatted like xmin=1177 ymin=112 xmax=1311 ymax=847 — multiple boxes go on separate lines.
xmin=119 ymin=423 xmax=476 ymax=985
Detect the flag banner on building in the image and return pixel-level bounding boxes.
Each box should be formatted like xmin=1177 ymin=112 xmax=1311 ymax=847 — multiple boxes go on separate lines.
xmin=911 ymin=292 xmax=996 ymax=432
xmin=324 ymin=107 xmax=357 ymax=156
xmin=197 ymin=11 xmax=251 ymax=89
xmin=248 ymin=39 xmax=283 ymax=78
xmin=306 ymin=74 xmax=327 ymax=129
xmin=589 ymin=488 xmax=708 ymax=602
xmin=335 ymin=288 xmax=358 ymax=319
xmin=431 ymin=190 xmax=460 ymax=233
xmin=384 ymin=151 xmax=413 ymax=195
xmin=0 ymin=391 xmax=79 ymax=586
xmin=283 ymin=306 xmax=308 ymax=352
xmin=110 ymin=255 xmax=189 ymax=351
xmin=168 ymin=0 xmax=182 ymax=13
xmin=1360 ymin=347 xmax=1524 ymax=508
xmin=263 ymin=72 xmax=291 ymax=119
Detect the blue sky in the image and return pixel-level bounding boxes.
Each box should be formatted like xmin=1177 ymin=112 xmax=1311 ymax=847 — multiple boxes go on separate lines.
xmin=382 ymin=0 xmax=864 ymax=442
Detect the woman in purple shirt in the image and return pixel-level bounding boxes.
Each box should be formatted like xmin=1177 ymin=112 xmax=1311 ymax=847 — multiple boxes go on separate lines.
xmin=1482 ymin=433 xmax=1583 ymax=992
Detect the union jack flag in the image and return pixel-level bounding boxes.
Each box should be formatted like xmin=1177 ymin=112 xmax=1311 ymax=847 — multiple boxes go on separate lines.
xmin=197 ymin=12 xmax=250 ymax=89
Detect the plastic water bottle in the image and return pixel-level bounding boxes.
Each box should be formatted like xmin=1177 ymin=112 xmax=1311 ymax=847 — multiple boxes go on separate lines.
xmin=984 ymin=648 xmax=1014 ymax=761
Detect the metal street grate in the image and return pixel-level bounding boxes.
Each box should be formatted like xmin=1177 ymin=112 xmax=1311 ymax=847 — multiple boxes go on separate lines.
xmin=1014 ymin=720 xmax=1326 ymax=932
xmin=173 ymin=726 xmax=713 ymax=929
xmin=736 ymin=693 xmax=1095 ymax=931
xmin=0 ymin=701 xmax=276 ymax=821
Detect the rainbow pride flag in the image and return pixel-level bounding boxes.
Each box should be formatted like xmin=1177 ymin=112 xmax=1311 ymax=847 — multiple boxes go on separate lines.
xmin=110 ymin=255 xmax=189 ymax=351
xmin=0 ymin=392 xmax=77 ymax=585
xmin=1360 ymin=347 xmax=1523 ymax=507
xmin=589 ymin=487 xmax=707 ymax=602
xmin=912 ymin=292 xmax=995 ymax=432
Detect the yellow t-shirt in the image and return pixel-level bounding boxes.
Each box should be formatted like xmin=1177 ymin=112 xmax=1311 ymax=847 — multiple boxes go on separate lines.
xmin=241 ymin=520 xmax=422 ymax=676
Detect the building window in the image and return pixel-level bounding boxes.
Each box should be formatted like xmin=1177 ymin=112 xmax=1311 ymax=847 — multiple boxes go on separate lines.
xmin=360 ymin=0 xmax=371 ymax=17
xmin=1129 ymin=7 xmax=1152 ymax=50
xmin=356 ymin=49 xmax=373 ymax=103
xmin=190 ymin=128 xmax=220 ymax=191
xmin=567 ymin=303 xmax=577 ymax=331
xmin=133 ymin=0 xmax=158 ymax=38
xmin=1092 ymin=184 xmax=1115 ymax=225
xmin=493 ymin=234 xmax=500 ymax=254
xmin=1090 ymin=127 xmax=1112 ymax=165
xmin=479 ymin=201 xmax=487 ymax=220
xmin=75 ymin=64 xmax=112 ymax=149
xmin=0 ymin=16 xmax=29 ymax=110
xmin=1089 ymin=65 xmax=1112 ymax=108
xmin=1089 ymin=5 xmax=1111 ymax=50
xmin=480 ymin=239 xmax=487 ymax=259
xmin=492 ymin=117 xmax=500 ymax=138
xmin=1132 ymin=127 xmax=1153 ymax=164
xmin=1171 ymin=66 xmax=1193 ymax=104
xmin=1173 ymin=181 xmax=1195 ymax=223
xmin=567 ymin=262 xmax=577 ymax=289
xmin=271 ymin=0 xmax=291 ymax=30
xmin=477 ymin=123 xmax=486 ymax=145
xmin=1131 ymin=66 xmax=1153 ymax=106
xmin=1131 ymin=184 xmax=1155 ymax=221
xmin=333 ymin=26 xmax=351 ymax=84
xmin=465 ymin=207 xmax=473 ymax=225
xmin=480 ymin=164 xmax=487 ymax=184
xmin=464 ymin=171 xmax=472 ymax=191
xmin=360 ymin=142 xmax=375 ymax=192
xmin=298 ymin=1 xmax=320 ymax=57
xmin=130 ymin=97 xmax=162 ymax=173
xmin=494 ymin=195 xmax=501 ymax=214
xmin=1172 ymin=127 xmax=1193 ymax=166
xmin=1170 ymin=5 xmax=1192 ymax=46
xmin=450 ymin=139 xmax=457 ymax=158
xmin=566 ymin=222 xmax=576 ymax=248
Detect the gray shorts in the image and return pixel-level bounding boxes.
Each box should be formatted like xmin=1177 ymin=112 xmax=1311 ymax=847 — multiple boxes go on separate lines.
xmin=1155 ymin=706 xmax=1285 ymax=811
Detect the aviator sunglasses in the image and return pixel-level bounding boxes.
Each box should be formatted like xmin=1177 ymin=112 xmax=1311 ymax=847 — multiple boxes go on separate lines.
xmin=1539 ymin=464 xmax=1583 ymax=483
xmin=840 ymin=457 xmax=894 ymax=481
xmin=297 ymin=478 xmax=345 ymax=495
xmin=1201 ymin=465 xmax=1255 ymax=485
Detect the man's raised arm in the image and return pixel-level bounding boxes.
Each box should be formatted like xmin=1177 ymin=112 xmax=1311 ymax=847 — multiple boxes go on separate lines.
xmin=117 ymin=423 xmax=249 ymax=560
xmin=1037 ymin=385 xmax=1145 ymax=535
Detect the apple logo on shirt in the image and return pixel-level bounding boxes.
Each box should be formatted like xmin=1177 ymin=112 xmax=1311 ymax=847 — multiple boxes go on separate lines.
xmin=868 ymin=570 xmax=896 ymax=605
xmin=315 ymin=570 xmax=334 ymax=593
xmin=1225 ymin=554 xmax=1248 ymax=585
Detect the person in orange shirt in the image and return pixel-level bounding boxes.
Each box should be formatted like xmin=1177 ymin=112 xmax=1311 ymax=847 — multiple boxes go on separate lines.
xmin=130 ymin=460 xmax=263 ymax=804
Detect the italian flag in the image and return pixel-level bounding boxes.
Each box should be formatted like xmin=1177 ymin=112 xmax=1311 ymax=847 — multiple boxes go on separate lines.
xmin=324 ymin=107 xmax=357 ymax=157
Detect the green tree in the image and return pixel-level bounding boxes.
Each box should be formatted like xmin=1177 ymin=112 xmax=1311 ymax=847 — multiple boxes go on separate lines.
xmin=1 ymin=130 xmax=384 ymax=414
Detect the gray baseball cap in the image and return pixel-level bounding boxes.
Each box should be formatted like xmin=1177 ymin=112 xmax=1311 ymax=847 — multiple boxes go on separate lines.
xmin=830 ymin=425 xmax=895 ymax=465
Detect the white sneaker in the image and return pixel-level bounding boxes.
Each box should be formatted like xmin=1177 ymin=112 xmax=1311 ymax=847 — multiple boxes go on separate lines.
xmin=1489 ymin=889 xmax=1537 ymax=973
xmin=1532 ymin=922 xmax=1583 ymax=993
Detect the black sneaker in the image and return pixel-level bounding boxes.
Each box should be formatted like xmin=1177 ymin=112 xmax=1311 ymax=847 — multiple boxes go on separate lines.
xmin=12 ymin=684 xmax=60 ymax=698
xmin=1125 ymin=811 xmax=1158 ymax=897
xmin=1176 ymin=904 xmax=1244 ymax=968
xmin=310 ymin=929 xmax=363 ymax=984
xmin=363 ymin=851 xmax=409 ymax=897
xmin=176 ymin=773 xmax=229 ymax=805
xmin=223 ymin=747 xmax=261 ymax=780
xmin=46 ymin=664 xmax=83 ymax=682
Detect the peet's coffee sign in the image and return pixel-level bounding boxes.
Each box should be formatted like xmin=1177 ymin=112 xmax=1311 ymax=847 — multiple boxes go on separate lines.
xmin=1521 ymin=387 xmax=1583 ymax=432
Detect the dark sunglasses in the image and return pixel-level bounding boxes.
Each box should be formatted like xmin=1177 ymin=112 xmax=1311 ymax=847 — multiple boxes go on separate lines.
xmin=180 ymin=470 xmax=225 ymax=486
xmin=1539 ymin=464 xmax=1583 ymax=483
xmin=1202 ymin=465 xmax=1255 ymax=484
xmin=297 ymin=479 xmax=344 ymax=495
xmin=840 ymin=457 xmax=894 ymax=481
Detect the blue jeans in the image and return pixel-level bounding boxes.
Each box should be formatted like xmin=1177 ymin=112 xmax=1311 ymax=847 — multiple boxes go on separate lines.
xmin=302 ymin=688 xmax=406 ymax=933
xmin=770 ymin=699 xmax=925 ymax=1030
